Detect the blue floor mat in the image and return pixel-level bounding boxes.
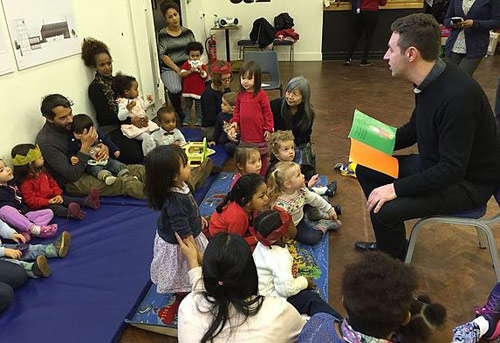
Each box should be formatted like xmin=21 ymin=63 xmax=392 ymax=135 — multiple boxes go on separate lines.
xmin=0 ymin=205 xmax=157 ymax=343
xmin=126 ymin=173 xmax=330 ymax=334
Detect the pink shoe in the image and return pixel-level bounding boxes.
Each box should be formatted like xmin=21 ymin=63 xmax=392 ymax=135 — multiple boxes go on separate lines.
xmin=38 ymin=224 xmax=58 ymax=238
xmin=67 ymin=202 xmax=85 ymax=220
xmin=84 ymin=187 xmax=100 ymax=209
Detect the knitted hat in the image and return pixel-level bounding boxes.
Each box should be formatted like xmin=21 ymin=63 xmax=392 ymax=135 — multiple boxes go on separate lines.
xmin=252 ymin=208 xmax=292 ymax=246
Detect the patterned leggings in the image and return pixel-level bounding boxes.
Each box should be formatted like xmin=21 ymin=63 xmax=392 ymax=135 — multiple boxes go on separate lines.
xmin=452 ymin=322 xmax=481 ymax=343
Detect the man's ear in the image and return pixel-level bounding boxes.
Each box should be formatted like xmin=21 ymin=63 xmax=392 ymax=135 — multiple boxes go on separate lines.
xmin=407 ymin=46 xmax=419 ymax=63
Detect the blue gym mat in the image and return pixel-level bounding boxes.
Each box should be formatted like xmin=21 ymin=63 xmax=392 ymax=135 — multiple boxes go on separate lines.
xmin=0 ymin=204 xmax=158 ymax=343
xmin=125 ymin=173 xmax=330 ymax=334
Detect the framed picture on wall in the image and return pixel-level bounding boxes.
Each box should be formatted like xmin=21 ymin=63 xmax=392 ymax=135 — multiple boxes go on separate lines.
xmin=1 ymin=0 xmax=80 ymax=70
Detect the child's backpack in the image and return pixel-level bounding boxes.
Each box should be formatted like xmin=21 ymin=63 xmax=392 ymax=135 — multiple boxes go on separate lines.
xmin=274 ymin=13 xmax=294 ymax=31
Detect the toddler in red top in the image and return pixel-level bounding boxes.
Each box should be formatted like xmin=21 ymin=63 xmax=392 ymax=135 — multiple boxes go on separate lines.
xmin=228 ymin=61 xmax=274 ymax=176
xmin=209 ymin=174 xmax=269 ymax=250
xmin=180 ymin=42 xmax=208 ymax=126
xmin=12 ymin=144 xmax=100 ymax=221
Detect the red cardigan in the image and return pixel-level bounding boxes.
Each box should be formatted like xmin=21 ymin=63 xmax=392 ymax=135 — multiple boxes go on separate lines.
xmin=361 ymin=0 xmax=387 ymax=12
xmin=232 ymin=90 xmax=274 ymax=143
xmin=208 ymin=201 xmax=258 ymax=249
xmin=19 ymin=171 xmax=63 ymax=209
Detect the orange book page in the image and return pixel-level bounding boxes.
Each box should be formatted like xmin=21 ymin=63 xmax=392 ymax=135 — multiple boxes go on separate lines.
xmin=349 ymin=139 xmax=399 ymax=178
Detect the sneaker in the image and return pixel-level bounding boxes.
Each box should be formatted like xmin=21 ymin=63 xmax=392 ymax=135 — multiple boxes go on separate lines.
xmin=475 ymin=282 xmax=500 ymax=340
xmin=32 ymin=255 xmax=51 ymax=278
xmin=182 ymin=118 xmax=190 ymax=126
xmin=54 ymin=231 xmax=71 ymax=258
xmin=104 ymin=175 xmax=117 ymax=185
xmin=314 ymin=219 xmax=341 ymax=234
xmin=84 ymin=186 xmax=100 ymax=209
xmin=67 ymin=202 xmax=85 ymax=220
xmin=117 ymin=169 xmax=130 ymax=177
xmin=325 ymin=180 xmax=338 ymax=197
xmin=195 ymin=119 xmax=202 ymax=126
xmin=38 ymin=224 xmax=58 ymax=238
xmin=343 ymin=58 xmax=351 ymax=66
xmin=360 ymin=61 xmax=373 ymax=67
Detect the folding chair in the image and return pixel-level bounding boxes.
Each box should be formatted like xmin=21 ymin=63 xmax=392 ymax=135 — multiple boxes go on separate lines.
xmin=244 ymin=50 xmax=282 ymax=96
xmin=405 ymin=187 xmax=500 ymax=281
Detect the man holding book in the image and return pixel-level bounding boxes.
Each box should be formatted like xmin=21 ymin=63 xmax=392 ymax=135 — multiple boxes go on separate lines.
xmin=354 ymin=13 xmax=500 ymax=260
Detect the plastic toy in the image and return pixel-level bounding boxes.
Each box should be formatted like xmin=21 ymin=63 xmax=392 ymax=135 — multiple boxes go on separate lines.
xmin=182 ymin=138 xmax=216 ymax=167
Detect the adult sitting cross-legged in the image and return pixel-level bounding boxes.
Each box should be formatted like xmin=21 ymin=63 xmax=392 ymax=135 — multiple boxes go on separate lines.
xmin=36 ymin=94 xmax=146 ymax=199
xmin=354 ymin=13 xmax=500 ymax=260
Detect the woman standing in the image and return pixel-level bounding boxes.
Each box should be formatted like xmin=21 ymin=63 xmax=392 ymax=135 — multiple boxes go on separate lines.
xmin=157 ymin=1 xmax=195 ymax=122
xmin=81 ymin=38 xmax=145 ymax=164
xmin=270 ymin=76 xmax=316 ymax=168
xmin=444 ymin=0 xmax=500 ymax=75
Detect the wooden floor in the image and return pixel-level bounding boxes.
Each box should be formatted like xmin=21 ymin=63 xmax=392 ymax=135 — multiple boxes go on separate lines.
xmin=119 ymin=56 xmax=500 ymax=342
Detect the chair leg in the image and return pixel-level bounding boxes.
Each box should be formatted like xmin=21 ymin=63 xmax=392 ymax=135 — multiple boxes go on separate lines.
xmin=404 ymin=219 xmax=427 ymax=264
xmin=476 ymin=223 xmax=500 ymax=282
xmin=476 ymin=226 xmax=488 ymax=249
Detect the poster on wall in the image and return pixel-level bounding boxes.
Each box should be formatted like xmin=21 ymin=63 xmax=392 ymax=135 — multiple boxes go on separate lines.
xmin=0 ymin=27 xmax=14 ymax=76
xmin=1 ymin=0 xmax=79 ymax=70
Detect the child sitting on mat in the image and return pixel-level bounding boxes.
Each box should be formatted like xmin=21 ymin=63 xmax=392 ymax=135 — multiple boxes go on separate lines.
xmin=69 ymin=114 xmax=130 ymax=186
xmin=267 ymin=131 xmax=337 ymax=197
xmin=0 ymin=158 xmax=57 ymax=242
xmin=268 ymin=161 xmax=341 ymax=246
xmin=113 ymin=72 xmax=159 ymax=155
xmin=0 ymin=219 xmax=71 ymax=278
xmin=208 ymin=174 xmax=269 ymax=250
xmin=231 ymin=143 xmax=262 ymax=189
xmin=144 ymin=106 xmax=186 ymax=155
xmin=144 ymin=106 xmax=212 ymax=192
xmin=145 ymin=145 xmax=208 ymax=298
xmin=12 ymin=144 xmax=100 ymax=221
xmin=252 ymin=209 xmax=342 ymax=318
xmin=208 ymin=91 xmax=238 ymax=156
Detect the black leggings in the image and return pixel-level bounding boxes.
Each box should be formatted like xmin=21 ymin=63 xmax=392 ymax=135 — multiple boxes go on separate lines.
xmin=48 ymin=195 xmax=86 ymax=218
xmin=348 ymin=11 xmax=379 ymax=61
xmin=168 ymin=91 xmax=185 ymax=123
xmin=107 ymin=129 xmax=143 ymax=164
xmin=0 ymin=261 xmax=27 ymax=312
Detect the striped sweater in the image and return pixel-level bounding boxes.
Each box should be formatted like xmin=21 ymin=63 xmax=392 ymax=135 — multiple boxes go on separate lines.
xmin=157 ymin=27 xmax=195 ymax=69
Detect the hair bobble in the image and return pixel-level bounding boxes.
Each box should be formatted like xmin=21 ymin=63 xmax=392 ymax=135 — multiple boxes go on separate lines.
xmin=218 ymin=280 xmax=224 ymax=286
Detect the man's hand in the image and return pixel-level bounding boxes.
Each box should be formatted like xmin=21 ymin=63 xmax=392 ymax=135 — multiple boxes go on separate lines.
xmin=11 ymin=233 xmax=26 ymax=244
xmin=367 ymin=183 xmax=397 ymax=213
xmin=4 ymin=248 xmax=22 ymax=260
xmin=80 ymin=127 xmax=98 ymax=154
xmin=95 ymin=143 xmax=109 ymax=161
xmin=461 ymin=19 xmax=474 ymax=28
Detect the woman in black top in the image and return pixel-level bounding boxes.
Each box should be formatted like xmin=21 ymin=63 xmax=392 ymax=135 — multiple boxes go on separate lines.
xmin=81 ymin=38 xmax=144 ymax=164
xmin=157 ymin=1 xmax=195 ymax=122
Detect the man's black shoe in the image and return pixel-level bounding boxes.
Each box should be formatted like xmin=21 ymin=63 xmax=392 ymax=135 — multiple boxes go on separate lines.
xmin=354 ymin=241 xmax=378 ymax=252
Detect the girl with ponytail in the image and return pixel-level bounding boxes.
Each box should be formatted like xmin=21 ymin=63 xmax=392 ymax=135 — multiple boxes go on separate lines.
xmin=208 ymin=174 xmax=269 ymax=250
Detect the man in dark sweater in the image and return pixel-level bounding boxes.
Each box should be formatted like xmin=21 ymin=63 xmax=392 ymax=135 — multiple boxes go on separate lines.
xmin=36 ymin=94 xmax=146 ymax=199
xmin=354 ymin=14 xmax=500 ymax=259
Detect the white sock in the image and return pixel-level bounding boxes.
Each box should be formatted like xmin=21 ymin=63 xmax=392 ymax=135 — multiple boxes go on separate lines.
xmin=473 ymin=316 xmax=489 ymax=337
xmin=30 ymin=224 xmax=40 ymax=236
xmin=312 ymin=186 xmax=327 ymax=195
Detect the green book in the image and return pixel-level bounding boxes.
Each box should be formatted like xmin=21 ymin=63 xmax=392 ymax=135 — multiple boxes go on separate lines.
xmin=348 ymin=109 xmax=397 ymax=155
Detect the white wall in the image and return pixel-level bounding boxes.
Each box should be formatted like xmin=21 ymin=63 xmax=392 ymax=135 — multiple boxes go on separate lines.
xmin=182 ymin=0 xmax=324 ymax=62
xmin=0 ymin=0 xmax=160 ymax=161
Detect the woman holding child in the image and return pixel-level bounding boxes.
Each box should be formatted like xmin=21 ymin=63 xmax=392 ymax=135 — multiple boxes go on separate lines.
xmin=81 ymin=38 xmax=145 ymax=164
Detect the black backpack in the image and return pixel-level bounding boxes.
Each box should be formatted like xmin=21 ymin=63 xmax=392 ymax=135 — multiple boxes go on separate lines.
xmin=274 ymin=13 xmax=294 ymax=31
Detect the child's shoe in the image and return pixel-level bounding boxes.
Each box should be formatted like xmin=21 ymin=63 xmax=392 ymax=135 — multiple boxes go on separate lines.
xmin=325 ymin=181 xmax=338 ymax=197
xmin=54 ymin=231 xmax=71 ymax=258
xmin=67 ymin=203 xmax=85 ymax=220
xmin=333 ymin=205 xmax=342 ymax=216
xmin=32 ymin=255 xmax=51 ymax=278
xmin=475 ymin=282 xmax=500 ymax=340
xmin=37 ymin=224 xmax=58 ymax=238
xmin=117 ymin=169 xmax=130 ymax=177
xmin=84 ymin=186 xmax=100 ymax=209
xmin=314 ymin=219 xmax=341 ymax=234
xmin=343 ymin=58 xmax=351 ymax=66
xmin=195 ymin=118 xmax=202 ymax=126
xmin=97 ymin=170 xmax=116 ymax=185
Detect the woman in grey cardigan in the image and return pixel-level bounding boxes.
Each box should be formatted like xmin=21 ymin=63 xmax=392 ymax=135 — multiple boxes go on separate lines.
xmin=157 ymin=1 xmax=195 ymax=122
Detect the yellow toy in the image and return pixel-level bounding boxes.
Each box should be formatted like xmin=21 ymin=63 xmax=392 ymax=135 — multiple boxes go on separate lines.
xmin=182 ymin=138 xmax=216 ymax=167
